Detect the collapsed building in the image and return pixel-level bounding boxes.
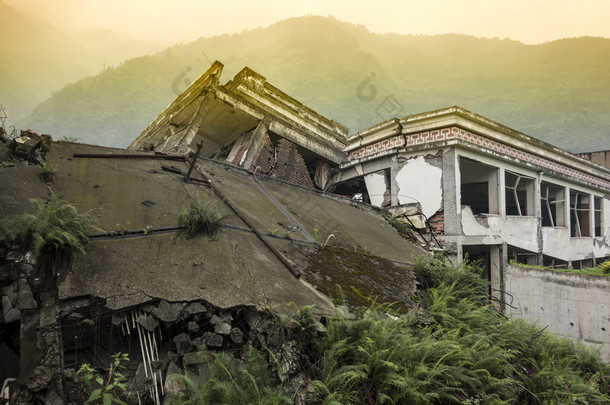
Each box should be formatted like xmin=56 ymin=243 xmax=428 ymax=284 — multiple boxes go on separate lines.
xmin=1 ymin=60 xmax=610 ymax=403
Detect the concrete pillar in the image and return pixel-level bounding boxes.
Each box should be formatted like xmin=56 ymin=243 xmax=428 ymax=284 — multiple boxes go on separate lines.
xmin=181 ymin=91 xmax=216 ymax=147
xmin=241 ymin=119 xmax=270 ymax=170
xmin=498 ymin=167 xmax=506 ymax=217
xmin=535 ymin=172 xmax=543 ymax=265
xmin=390 ymin=155 xmax=399 ymax=206
xmin=588 ymin=192 xmax=595 ymax=238
xmin=442 ymin=148 xmax=459 ymax=237
xmin=490 ymin=245 xmax=501 ymax=307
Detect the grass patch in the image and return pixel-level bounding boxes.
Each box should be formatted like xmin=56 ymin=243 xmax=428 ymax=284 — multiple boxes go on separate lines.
xmin=179 ymin=193 xmax=228 ymax=238
xmin=511 ymin=260 xmax=610 ymax=277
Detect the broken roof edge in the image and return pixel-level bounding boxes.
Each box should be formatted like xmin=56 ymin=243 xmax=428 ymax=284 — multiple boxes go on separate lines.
xmin=224 ymin=65 xmax=349 ymax=142
xmin=128 ymin=61 xmax=225 ymax=150
xmin=347 ymin=106 xmax=610 ymax=182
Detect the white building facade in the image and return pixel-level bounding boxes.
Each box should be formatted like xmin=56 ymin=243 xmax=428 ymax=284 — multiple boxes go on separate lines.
xmin=332 ymin=107 xmax=610 ymax=285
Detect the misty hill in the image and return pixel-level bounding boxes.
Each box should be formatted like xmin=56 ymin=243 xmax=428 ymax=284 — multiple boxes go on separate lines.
xmin=16 ymin=16 xmax=610 ymax=152
xmin=0 ymin=1 xmax=159 ymax=122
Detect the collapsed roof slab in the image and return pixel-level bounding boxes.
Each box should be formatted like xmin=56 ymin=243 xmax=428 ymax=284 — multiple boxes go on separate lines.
xmin=1 ymin=142 xmax=425 ymax=315
xmin=129 ymin=61 xmax=348 ymax=165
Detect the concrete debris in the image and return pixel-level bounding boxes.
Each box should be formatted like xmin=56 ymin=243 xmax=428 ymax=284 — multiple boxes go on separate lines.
xmin=136 ymin=314 xmax=159 ymax=331
xmin=214 ymin=321 xmax=231 ymax=335
xmin=172 ymin=333 xmax=194 ymax=356
xmin=201 ymin=331 xmax=223 ymax=347
xmin=183 ymin=302 xmax=207 ymax=316
xmin=277 ymin=341 xmax=301 ymax=382
xmin=152 ymin=300 xmax=185 ymax=322
xmin=163 ymin=362 xmax=186 ymax=399
xmin=2 ymin=295 xmax=20 ymax=323
xmin=9 ymin=130 xmax=51 ymax=163
xmin=187 ymin=321 xmax=199 ymax=332
xmin=229 ymin=327 xmax=244 ymax=344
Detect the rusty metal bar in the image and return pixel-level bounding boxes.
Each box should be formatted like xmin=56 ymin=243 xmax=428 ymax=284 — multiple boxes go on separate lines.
xmin=73 ymin=153 xmax=186 ymax=160
xmin=186 ymin=157 xmax=301 ymax=278
xmin=186 ymin=141 xmax=204 ymax=181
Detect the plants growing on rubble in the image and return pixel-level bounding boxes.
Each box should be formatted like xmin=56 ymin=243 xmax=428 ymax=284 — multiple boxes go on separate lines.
xmin=179 ymin=193 xmax=229 ymax=238
xmin=167 ymin=346 xmax=292 ymax=405
xmin=1 ymin=196 xmax=100 ymax=279
xmin=77 ymin=352 xmax=129 ymax=405
xmin=164 ymin=256 xmax=609 ymax=404
xmin=39 ymin=161 xmax=57 ymax=182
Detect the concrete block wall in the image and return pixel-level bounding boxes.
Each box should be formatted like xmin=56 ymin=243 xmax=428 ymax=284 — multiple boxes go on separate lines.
xmin=504 ymin=264 xmax=610 ymax=361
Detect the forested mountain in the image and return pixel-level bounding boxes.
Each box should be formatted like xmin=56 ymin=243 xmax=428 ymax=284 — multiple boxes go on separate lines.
xmin=14 ymin=16 xmax=610 ymax=152
xmin=0 ymin=1 xmax=158 ymax=122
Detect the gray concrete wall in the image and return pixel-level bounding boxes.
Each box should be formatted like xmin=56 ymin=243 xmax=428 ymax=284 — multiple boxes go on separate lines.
xmin=504 ymin=264 xmax=610 ymax=361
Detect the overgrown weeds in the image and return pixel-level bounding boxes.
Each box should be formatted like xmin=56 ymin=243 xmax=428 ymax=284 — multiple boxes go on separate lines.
xmin=178 ymin=193 xmax=229 ymax=238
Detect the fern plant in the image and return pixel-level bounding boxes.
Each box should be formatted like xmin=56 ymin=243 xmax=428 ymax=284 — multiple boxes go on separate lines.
xmin=1 ymin=196 xmax=99 ymax=279
xmin=167 ymin=345 xmax=292 ymax=405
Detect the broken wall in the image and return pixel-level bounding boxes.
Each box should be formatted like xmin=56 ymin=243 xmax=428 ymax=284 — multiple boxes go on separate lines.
xmin=504 ymin=264 xmax=610 ymax=362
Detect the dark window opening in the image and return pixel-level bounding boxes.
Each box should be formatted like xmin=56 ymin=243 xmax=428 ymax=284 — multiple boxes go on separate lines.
xmin=541 ymin=182 xmax=566 ymax=227
xmin=505 ymin=171 xmax=534 ymax=216
xmin=570 ymin=190 xmax=590 ymax=237
xmin=460 ymin=157 xmax=499 ymax=215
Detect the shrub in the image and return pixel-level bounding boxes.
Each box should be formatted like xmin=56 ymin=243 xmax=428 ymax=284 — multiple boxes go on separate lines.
xmin=178 ymin=194 xmax=228 ymax=238
xmin=77 ymin=352 xmax=129 ymax=405
xmin=600 ymin=261 xmax=610 ymax=274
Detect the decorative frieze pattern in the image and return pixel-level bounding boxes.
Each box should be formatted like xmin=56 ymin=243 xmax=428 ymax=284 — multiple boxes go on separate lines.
xmin=346 ymin=126 xmax=610 ymax=191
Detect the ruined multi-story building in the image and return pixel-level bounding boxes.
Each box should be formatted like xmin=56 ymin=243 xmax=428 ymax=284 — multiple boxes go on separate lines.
xmin=132 ymin=63 xmax=610 ymax=274
xmin=2 ymin=60 xmax=608 ymax=403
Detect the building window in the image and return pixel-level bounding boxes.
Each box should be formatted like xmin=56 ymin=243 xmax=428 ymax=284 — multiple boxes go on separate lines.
xmin=540 ymin=182 xmax=566 ymax=227
xmin=594 ymin=196 xmax=603 ymax=237
xmin=460 ymin=158 xmax=499 ymax=215
xmin=570 ymin=190 xmax=590 ymax=237
xmin=505 ymin=171 xmax=534 ymax=216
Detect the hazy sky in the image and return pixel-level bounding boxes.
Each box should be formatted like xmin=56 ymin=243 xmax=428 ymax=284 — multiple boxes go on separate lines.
xmin=6 ymin=0 xmax=610 ymax=46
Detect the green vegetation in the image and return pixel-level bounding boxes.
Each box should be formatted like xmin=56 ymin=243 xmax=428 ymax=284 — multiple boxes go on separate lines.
xmin=16 ymin=17 xmax=610 ymax=152
xmin=77 ymin=353 xmax=129 ymax=405
xmin=1 ymin=196 xmax=99 ymax=277
xmin=168 ymin=346 xmax=292 ymax=405
xmin=39 ymin=161 xmax=57 ymax=183
xmin=170 ymin=257 xmax=609 ymax=404
xmin=511 ymin=260 xmax=610 ymax=277
xmin=600 ymin=261 xmax=610 ymax=275
xmin=384 ymin=215 xmax=418 ymax=242
xmin=179 ymin=194 xmax=228 ymax=238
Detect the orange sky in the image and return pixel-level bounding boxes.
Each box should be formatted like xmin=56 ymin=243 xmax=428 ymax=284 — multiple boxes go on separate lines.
xmin=6 ymin=0 xmax=610 ymax=46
